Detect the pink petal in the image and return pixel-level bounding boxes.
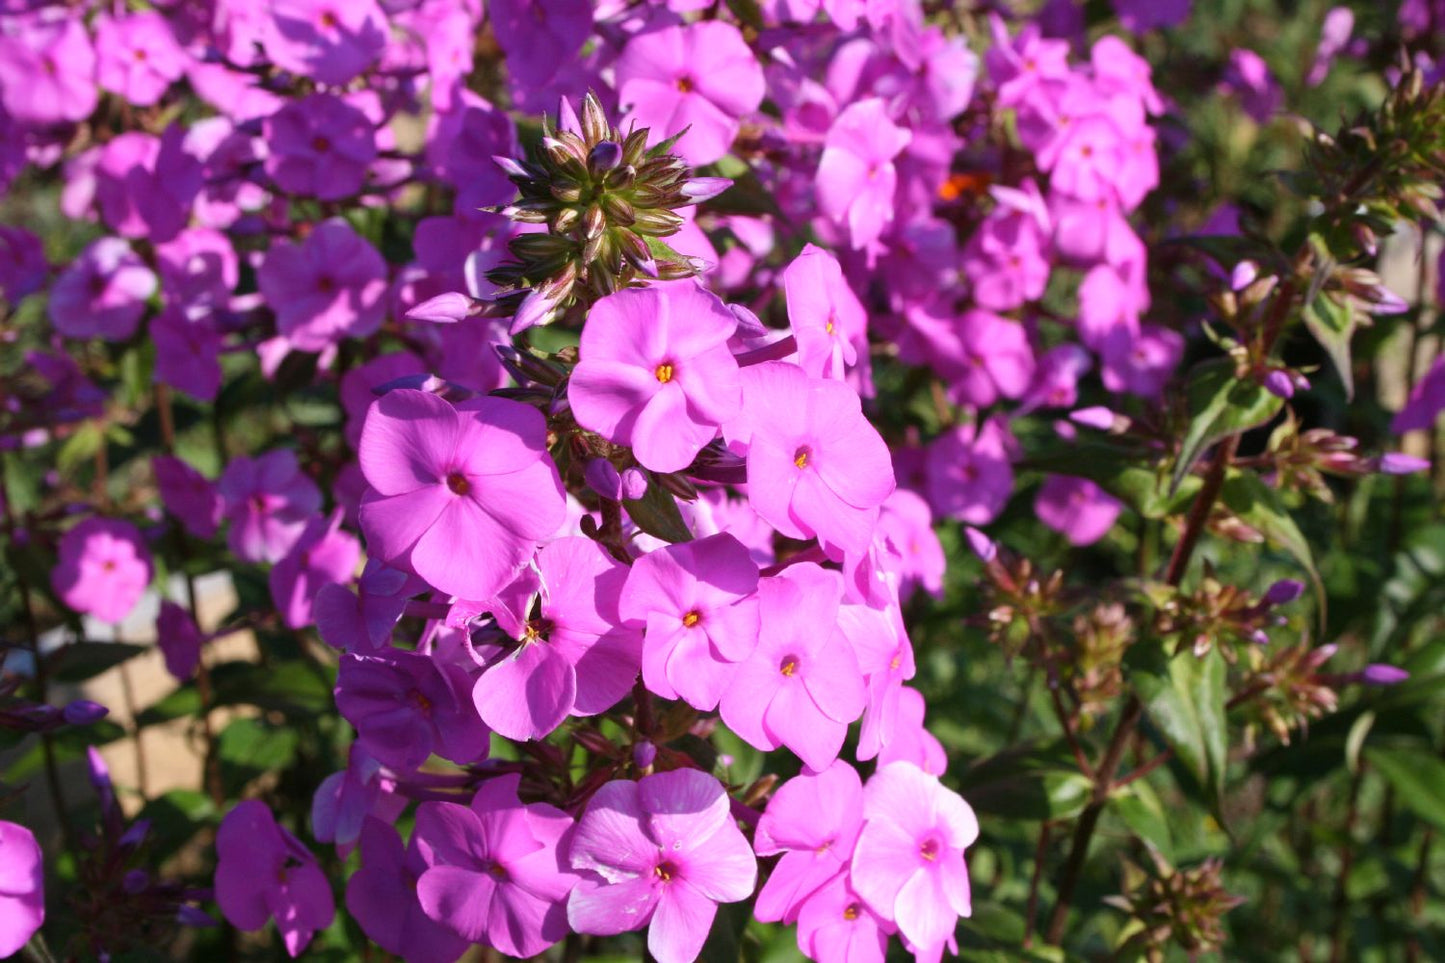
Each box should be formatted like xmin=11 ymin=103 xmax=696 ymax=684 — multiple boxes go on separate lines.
xmin=567 ymin=876 xmax=658 ymax=936
xmin=648 ymin=880 xmax=717 ymax=963
xmin=474 ymin=642 xmax=575 ymax=740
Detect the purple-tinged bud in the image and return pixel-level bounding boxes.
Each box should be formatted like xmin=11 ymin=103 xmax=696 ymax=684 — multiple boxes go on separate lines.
xmin=620 ymin=468 xmax=649 ymax=501
xmin=556 ymin=96 xmax=582 ymax=136
xmin=1230 ymin=260 xmax=1259 ymax=290
xmin=120 ymin=819 xmax=151 ymax=849
xmin=87 ymin=746 xmax=115 ymax=810
xmin=1264 ymin=579 xmax=1305 ymax=606
xmin=587 ymin=141 xmax=624 ymax=175
xmin=62 ymin=699 xmax=109 ymax=726
xmin=1249 ymin=629 xmax=1271 ymax=645
xmin=1366 ymin=286 xmax=1408 ymax=315
xmin=493 ymin=155 xmax=531 ymax=179
xmin=405 ymin=292 xmax=477 ymax=324
xmin=964 ymin=526 xmax=996 ymax=562
xmin=584 ymin=458 xmax=622 ymax=501
xmin=678 ymin=177 xmax=733 ymax=203
xmin=1263 ymin=369 xmax=1295 ymax=399
xmin=633 ymin=740 xmax=656 ymax=770
xmin=510 ymin=287 xmax=559 ymax=335
xmin=372 ymin=373 xmax=449 ymax=397
xmin=123 ymin=870 xmax=150 ymax=894
xmin=1069 ymin=406 xmax=1118 ymax=431
xmin=1375 ymin=453 xmax=1430 ymax=475
xmin=1358 ymin=664 xmax=1409 ymax=686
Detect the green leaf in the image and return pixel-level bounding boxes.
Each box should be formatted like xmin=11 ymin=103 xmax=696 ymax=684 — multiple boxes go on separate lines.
xmin=1363 ymin=746 xmax=1445 ymax=833
xmin=57 ymin=421 xmax=105 ymax=475
xmin=1302 ymin=290 xmax=1358 ymax=399
xmin=957 ymin=742 xmax=1095 ymax=821
xmin=723 ymin=0 xmax=764 ymax=30
xmin=1220 ymin=472 xmax=1324 ymax=611
xmin=217 ymin=717 xmax=300 ymax=794
xmin=136 ymin=686 xmax=202 ymax=728
xmin=209 ymin=660 xmax=333 ymax=716
xmin=1128 ymin=644 xmax=1228 ymax=810
xmin=1171 ymin=359 xmax=1283 ymax=495
xmin=624 ymin=473 xmax=693 ymax=544
xmin=1111 ymin=779 xmax=1174 ymax=861
xmin=49 ymin=642 xmax=150 ymax=683
xmin=1023 ymin=440 xmax=1202 ymax=518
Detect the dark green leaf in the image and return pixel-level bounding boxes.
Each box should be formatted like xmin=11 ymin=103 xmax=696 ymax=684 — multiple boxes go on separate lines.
xmin=1302 ymin=290 xmax=1358 ymax=399
xmin=1129 ymin=644 xmax=1228 ymax=810
xmin=1023 ymin=440 xmax=1202 ymax=518
xmin=49 ymin=642 xmax=150 ymax=683
xmin=1172 ymin=359 xmax=1283 ymax=494
xmin=1220 ymin=472 xmax=1324 ymax=611
xmin=957 ymin=742 xmax=1095 ymax=821
xmin=209 ymin=659 xmax=334 ymax=716
xmin=1363 ymin=745 xmax=1445 ymax=833
xmin=136 ymin=686 xmax=202 ymax=728
xmin=624 ymin=473 xmax=693 ymax=544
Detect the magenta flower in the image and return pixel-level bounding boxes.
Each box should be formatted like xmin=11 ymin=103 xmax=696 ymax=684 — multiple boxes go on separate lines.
xmin=51 ymin=517 xmax=153 ymax=625
xmin=851 ymin=762 xmax=978 ymax=960
xmin=48 ymin=237 xmax=157 ymax=342
xmin=357 ymin=388 xmax=566 ymax=602
xmin=567 ymin=769 xmax=757 ymax=963
xmin=345 ymin=819 xmax=470 ymax=963
xmin=217 ymin=449 xmax=324 ymax=564
xmin=615 ymin=21 xmax=765 ymax=167
xmin=413 ymin=774 xmax=578 ymax=957
xmin=155 ymin=227 xmax=239 ymax=316
xmin=264 ymin=93 xmax=377 ymax=201
xmin=152 ymin=308 xmax=222 ymax=401
xmin=258 ymin=218 xmax=388 ymax=352
xmin=472 ymin=536 xmax=641 ymax=740
xmin=816 ymin=99 xmax=911 ymax=250
xmin=732 ymin=361 xmax=895 ymax=557
xmin=926 ymin=417 xmax=1014 ymax=525
xmin=0 ymin=226 xmax=47 ymax=303
xmin=1035 ymin=475 xmax=1123 ymax=546
xmin=335 ymin=649 xmax=489 ymax=772
xmin=94 ymin=128 xmax=202 ymax=243
xmin=754 ymin=761 xmax=863 ymax=924
xmin=874 ymin=489 xmax=946 ymax=601
xmin=156 ymin=600 xmax=203 ymax=682
xmin=0 ymin=17 xmax=96 ymax=125
xmin=620 ymin=533 xmax=761 ymax=710
xmin=719 ymin=564 xmax=866 ymax=771
xmin=488 ymin=0 xmax=592 ymax=89
xmin=569 ymin=283 xmax=743 ymax=473
xmin=215 ymin=800 xmax=335 ymax=958
xmin=876 ymin=687 xmax=948 ymax=776
xmin=783 ymin=244 xmax=868 ymax=382
xmin=796 ymin=874 xmax=892 ymax=963
xmin=94 ymin=11 xmax=186 ymax=107
xmin=0 ymin=820 xmax=44 ymax=958
xmin=426 ymin=91 xmax=519 ymax=215
xmin=269 ymin=510 xmax=362 ymax=629
xmin=153 ymin=455 xmax=221 ymax=540
xmin=263 ymin=0 xmax=388 ymax=87
xmin=1392 ymin=356 xmax=1445 ymax=433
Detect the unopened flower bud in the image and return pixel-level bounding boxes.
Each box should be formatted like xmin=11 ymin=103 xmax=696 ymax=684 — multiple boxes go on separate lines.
xmin=964 ymin=526 xmax=996 ymax=562
xmin=1263 ymin=579 xmax=1305 ymax=606
xmin=1263 ymin=369 xmax=1295 ymax=399
xmin=633 ymin=741 xmax=657 ymax=770
xmin=584 ymin=458 xmax=622 ymax=501
xmin=1375 ymin=452 xmax=1430 ymax=475
xmin=405 ymin=292 xmax=476 ymax=324
xmin=620 ymin=468 xmax=649 ymax=501
xmin=62 ymin=699 xmax=109 ymax=725
xmin=588 ymin=140 xmax=624 ymax=175
xmin=1359 ymin=664 xmax=1409 ymax=686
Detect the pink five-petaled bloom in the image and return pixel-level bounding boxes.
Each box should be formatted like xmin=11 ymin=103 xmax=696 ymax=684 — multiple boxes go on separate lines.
xmin=753 ymin=761 xmax=864 ymax=925
xmin=51 ymin=517 xmax=153 ymax=625
xmin=1034 ymin=475 xmax=1123 ymax=546
xmin=269 ymin=510 xmax=362 ymax=629
xmin=345 ymin=819 xmax=470 ymax=963
xmin=0 ymin=820 xmax=44 ymax=958
xmin=358 ymin=388 xmax=565 ymax=602
xmin=567 ymin=768 xmax=757 ymax=963
xmin=48 ymin=237 xmax=157 ymax=342
xmin=816 ymin=98 xmax=911 ymax=251
xmin=925 ymin=417 xmax=1015 ymax=526
xmin=783 ymin=244 xmax=868 ymax=382
xmin=412 ymin=773 xmax=578 ymax=958
xmin=335 ymin=648 xmax=489 ymax=772
xmin=719 ymin=564 xmax=866 ymax=771
xmin=614 ymin=21 xmax=765 ymax=167
xmin=471 ymin=536 xmax=642 ymax=741
xmin=731 ymin=361 xmax=895 ymax=558
xmin=217 ymin=449 xmax=324 ymax=564
xmin=215 ymin=799 xmax=335 ymax=958
xmin=264 ymin=93 xmax=378 ymax=201
xmin=0 ymin=17 xmax=97 ymax=126
xmin=569 ymin=283 xmax=743 ymax=473
xmin=257 ymin=218 xmax=388 ymax=353
xmin=620 ymin=532 xmax=761 ymax=711
xmin=93 ymin=11 xmax=186 ymax=107
xmin=852 ymin=762 xmax=978 ymax=963
xmin=264 ymin=0 xmax=388 ymax=87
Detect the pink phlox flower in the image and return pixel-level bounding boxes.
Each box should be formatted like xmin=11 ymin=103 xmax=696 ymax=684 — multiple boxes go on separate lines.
xmin=1036 ymin=81 xmax=1131 ymax=204
xmin=155 ymin=227 xmax=239 ymax=317
xmin=984 ymin=14 xmax=1070 ymax=111
xmin=153 ymin=455 xmax=221 ymax=539
xmin=0 ymin=226 xmax=47 ymax=303
xmin=426 ymin=90 xmax=519 ymax=215
xmin=1309 ymin=7 xmax=1355 ymax=86
xmin=905 ymin=307 xmax=1034 ymax=408
xmin=963 ymin=191 xmax=1052 ymax=311
xmin=263 ymin=0 xmax=388 ymax=87
xmin=152 ymin=307 xmax=223 ymax=401
xmin=816 ymin=98 xmax=911 ymax=250
xmin=335 ymin=649 xmax=489 ymax=772
xmin=569 ymin=282 xmax=743 ymax=473
xmin=94 ymin=11 xmax=186 ymax=107
xmin=471 ymin=536 xmax=641 ymax=740
xmin=851 ymin=762 xmax=978 ymax=962
xmin=0 ymin=17 xmax=97 ymax=125
xmin=842 ymin=597 xmax=918 ymax=763
xmin=783 ymin=244 xmax=869 ymax=382
xmin=730 ymin=361 xmax=895 ymax=558
xmin=48 ymin=237 xmax=156 ymax=342
xmin=567 ymin=769 xmax=757 ymax=963
xmin=925 ymin=417 xmax=1015 ymax=525
xmin=258 ymin=217 xmax=388 ymax=352
xmin=0 ymin=820 xmax=45 ymax=958
xmin=1222 ymin=49 xmax=1281 ymax=124
xmin=357 ymin=388 xmax=565 ymax=601
xmin=1077 ymin=262 xmax=1145 ymax=351
xmin=215 ymin=799 xmax=335 ymax=958
xmin=488 ymin=0 xmax=592 ymax=89
xmin=218 ymin=449 xmax=323 ymax=564
xmin=1050 ymin=190 xmax=1142 ymax=265
xmin=156 ymin=600 xmax=203 ymax=682
xmin=1100 ymin=323 xmax=1183 ymax=398
xmin=1112 ymin=0 xmax=1190 ymax=31
xmin=719 ymin=563 xmax=867 ymax=771
xmin=753 ymin=761 xmax=864 ymax=924
xmin=345 ymin=818 xmax=470 ymax=963
xmin=1018 ymin=344 xmax=1094 ymax=414
xmin=1035 ymin=475 xmax=1123 ymax=546
xmin=1091 ymin=35 xmax=1163 ymax=115
xmin=94 ymin=127 xmax=201 ymax=243
xmin=621 ymin=533 xmax=761 ymax=711
xmin=315 ymin=560 xmax=419 ymax=652
xmin=1393 ymin=355 xmax=1445 ymax=433
xmin=413 ymin=773 xmax=578 ymax=957
xmin=795 ymin=873 xmax=893 ymax=963
xmin=270 ymin=510 xmax=362 ymax=629
xmin=876 ymin=687 xmax=947 ymax=775
xmin=615 ymin=21 xmax=765 ymax=166
xmin=312 ymin=745 xmax=406 ymax=849
xmin=51 ymin=517 xmax=153 ymax=625
xmin=340 ymin=352 xmax=430 ymax=449
xmin=264 ymin=92 xmax=377 ymax=201
xmin=693 ymin=487 xmax=776 ymax=567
